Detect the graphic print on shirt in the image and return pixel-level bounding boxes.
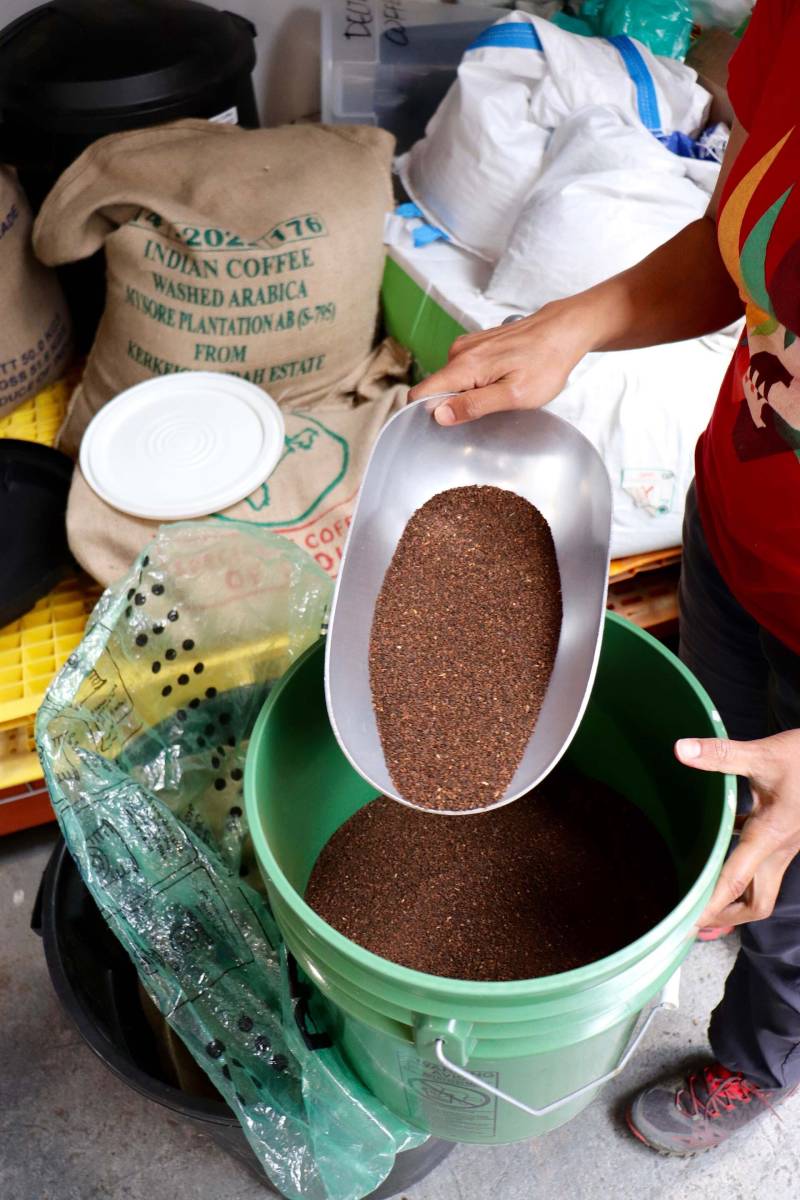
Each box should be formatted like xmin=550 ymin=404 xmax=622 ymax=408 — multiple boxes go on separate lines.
xmin=718 ymin=127 xmax=800 ymax=462
xmin=694 ymin=0 xmax=800 ymax=652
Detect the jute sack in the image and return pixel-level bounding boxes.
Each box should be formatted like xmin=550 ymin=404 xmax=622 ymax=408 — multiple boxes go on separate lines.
xmin=0 ymin=167 xmax=72 ymax=416
xmin=33 ymin=120 xmax=395 ymax=455
xmin=65 ymin=338 xmax=411 ymax=586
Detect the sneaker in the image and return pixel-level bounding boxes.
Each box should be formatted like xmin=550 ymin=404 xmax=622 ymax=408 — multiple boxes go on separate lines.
xmin=626 ymin=1062 xmax=793 ymax=1156
xmin=696 ymin=925 xmax=735 ymax=942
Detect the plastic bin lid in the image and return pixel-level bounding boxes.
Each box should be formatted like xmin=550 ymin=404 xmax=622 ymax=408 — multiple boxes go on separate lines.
xmin=79 ymin=372 xmax=286 ymax=522
xmin=0 ymin=0 xmax=257 ymax=118
xmin=0 ymin=438 xmax=74 ymax=628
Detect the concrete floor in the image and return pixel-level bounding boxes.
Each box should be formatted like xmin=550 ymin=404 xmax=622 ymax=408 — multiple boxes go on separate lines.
xmin=3 ymin=824 xmax=800 ymax=1200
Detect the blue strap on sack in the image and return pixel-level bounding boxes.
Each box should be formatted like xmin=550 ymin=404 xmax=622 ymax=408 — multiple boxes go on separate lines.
xmin=605 ymin=34 xmax=662 ymax=132
xmin=466 ymin=23 xmax=662 ymax=135
xmin=463 ymin=21 xmax=717 ymax=165
xmin=467 ymin=22 xmax=543 ymax=53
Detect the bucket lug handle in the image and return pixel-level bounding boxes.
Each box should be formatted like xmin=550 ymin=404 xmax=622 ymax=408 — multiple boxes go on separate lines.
xmin=286 ymin=951 xmax=333 ymax=1052
xmin=414 ymin=1016 xmax=477 ymax=1066
xmin=434 ymin=969 xmax=681 ymax=1120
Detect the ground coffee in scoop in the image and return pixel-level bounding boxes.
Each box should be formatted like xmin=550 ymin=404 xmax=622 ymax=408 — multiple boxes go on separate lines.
xmin=368 ymin=485 xmax=562 ymax=812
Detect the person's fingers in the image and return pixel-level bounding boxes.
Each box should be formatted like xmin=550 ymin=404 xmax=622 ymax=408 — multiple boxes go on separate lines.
xmin=447 ymin=322 xmax=533 ymax=360
xmin=700 ymin=848 xmax=793 ymax=929
xmin=696 ymin=835 xmax=767 ymax=928
xmin=408 ymin=358 xmax=491 ymax=405
xmin=433 ymin=382 xmax=524 ymax=425
xmin=675 ymin=735 xmax=774 ymax=780
xmin=408 ymin=374 xmax=453 ymax=404
xmin=447 ymin=329 xmax=493 ymax=359
xmin=696 ymin=822 xmax=791 ymax=927
xmin=411 ymin=322 xmax=543 ymax=401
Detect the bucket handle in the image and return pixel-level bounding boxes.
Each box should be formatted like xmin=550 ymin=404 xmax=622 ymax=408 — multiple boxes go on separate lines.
xmin=433 ymin=970 xmax=681 ymax=1120
xmin=286 ymin=952 xmax=333 ymax=1052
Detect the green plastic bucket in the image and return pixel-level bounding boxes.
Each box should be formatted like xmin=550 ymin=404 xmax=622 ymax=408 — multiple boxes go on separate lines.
xmin=245 ymin=614 xmax=735 ymax=1145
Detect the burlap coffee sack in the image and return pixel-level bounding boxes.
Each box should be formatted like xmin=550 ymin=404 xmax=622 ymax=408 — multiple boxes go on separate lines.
xmin=32 ymin=120 xmax=395 ymax=455
xmin=66 ymin=338 xmax=411 ymax=586
xmin=0 ymin=167 xmax=72 ymax=416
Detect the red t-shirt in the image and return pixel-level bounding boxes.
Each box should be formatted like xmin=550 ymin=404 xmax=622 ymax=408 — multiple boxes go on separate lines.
xmin=696 ymin=0 xmax=800 ymax=653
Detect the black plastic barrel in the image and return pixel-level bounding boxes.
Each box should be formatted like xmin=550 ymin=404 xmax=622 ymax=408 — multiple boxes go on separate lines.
xmin=0 ymin=0 xmax=259 ymax=348
xmin=33 ymin=839 xmax=454 ymax=1199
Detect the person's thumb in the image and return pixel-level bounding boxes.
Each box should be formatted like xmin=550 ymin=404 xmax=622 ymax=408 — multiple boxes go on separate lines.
xmin=674 ymin=736 xmax=769 ymax=779
xmin=433 ymin=382 xmax=524 ymax=426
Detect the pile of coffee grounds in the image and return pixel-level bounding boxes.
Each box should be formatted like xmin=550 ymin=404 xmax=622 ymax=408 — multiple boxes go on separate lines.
xmin=305 ymin=766 xmax=677 ymax=981
xmin=368 ymin=485 xmax=562 ymax=812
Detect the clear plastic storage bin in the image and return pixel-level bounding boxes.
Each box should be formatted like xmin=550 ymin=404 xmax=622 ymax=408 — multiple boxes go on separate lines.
xmin=321 ymin=0 xmax=500 ymax=152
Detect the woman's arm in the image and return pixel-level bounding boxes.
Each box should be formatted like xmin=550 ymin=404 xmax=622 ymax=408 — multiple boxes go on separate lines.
xmin=409 ymin=122 xmax=748 ymax=426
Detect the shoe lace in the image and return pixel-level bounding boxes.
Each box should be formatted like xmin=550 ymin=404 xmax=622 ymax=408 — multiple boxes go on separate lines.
xmin=676 ymin=1065 xmax=776 ymax=1120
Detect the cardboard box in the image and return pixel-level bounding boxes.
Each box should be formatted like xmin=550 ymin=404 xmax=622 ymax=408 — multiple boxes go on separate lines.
xmin=686 ymin=28 xmax=739 ymax=127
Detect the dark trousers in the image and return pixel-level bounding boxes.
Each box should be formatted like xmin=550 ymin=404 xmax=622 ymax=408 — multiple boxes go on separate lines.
xmin=679 ymin=483 xmax=800 ymax=1089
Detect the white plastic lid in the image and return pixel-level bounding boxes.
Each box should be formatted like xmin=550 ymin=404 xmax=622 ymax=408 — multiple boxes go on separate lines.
xmin=79 ymin=372 xmax=285 ymax=521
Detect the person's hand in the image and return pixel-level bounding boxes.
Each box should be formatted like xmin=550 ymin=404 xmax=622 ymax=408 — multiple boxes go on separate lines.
xmin=407 ymin=301 xmax=594 ymax=426
xmin=675 ymin=729 xmax=800 ymax=929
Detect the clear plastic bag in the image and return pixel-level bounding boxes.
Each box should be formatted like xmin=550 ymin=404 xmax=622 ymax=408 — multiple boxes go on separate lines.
xmin=36 ymin=521 xmax=426 ymax=1200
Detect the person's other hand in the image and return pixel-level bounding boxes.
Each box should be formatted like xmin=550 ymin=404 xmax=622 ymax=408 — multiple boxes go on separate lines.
xmin=675 ymin=729 xmax=800 ymax=929
xmin=407 ymin=302 xmax=592 ymax=426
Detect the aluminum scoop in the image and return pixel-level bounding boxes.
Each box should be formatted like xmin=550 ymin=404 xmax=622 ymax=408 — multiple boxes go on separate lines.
xmin=325 ymin=396 xmax=612 ymax=814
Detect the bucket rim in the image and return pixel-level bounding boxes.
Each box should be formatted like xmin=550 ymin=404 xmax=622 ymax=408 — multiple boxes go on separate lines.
xmin=245 ymin=614 xmax=736 ymax=1000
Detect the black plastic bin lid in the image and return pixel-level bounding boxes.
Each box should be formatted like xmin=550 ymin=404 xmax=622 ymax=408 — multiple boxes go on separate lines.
xmin=0 ymin=0 xmax=257 ymax=126
xmin=0 ymin=439 xmax=75 ymax=628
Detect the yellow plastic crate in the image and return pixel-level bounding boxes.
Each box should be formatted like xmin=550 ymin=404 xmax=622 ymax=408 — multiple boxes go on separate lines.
xmin=0 ymin=574 xmax=101 ymax=788
xmin=0 ymin=372 xmax=101 ymax=789
xmin=0 ymin=374 xmax=73 ymax=446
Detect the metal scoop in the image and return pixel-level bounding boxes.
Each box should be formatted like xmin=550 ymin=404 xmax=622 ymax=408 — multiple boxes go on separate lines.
xmin=325 ymin=396 xmax=612 ymax=814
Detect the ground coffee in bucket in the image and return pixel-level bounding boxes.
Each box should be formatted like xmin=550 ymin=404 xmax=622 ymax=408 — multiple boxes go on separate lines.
xmin=305 ymin=766 xmax=678 ymax=981
xmin=369 ymin=485 xmax=562 ymax=811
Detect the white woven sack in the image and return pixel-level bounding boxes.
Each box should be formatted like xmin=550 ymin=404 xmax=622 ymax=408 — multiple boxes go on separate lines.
xmin=549 ymin=330 xmax=739 ymax=558
xmin=398 ymin=12 xmax=711 ymax=261
xmin=487 ymin=106 xmax=712 ymax=310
